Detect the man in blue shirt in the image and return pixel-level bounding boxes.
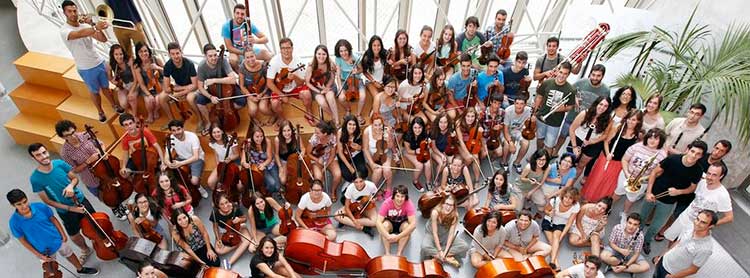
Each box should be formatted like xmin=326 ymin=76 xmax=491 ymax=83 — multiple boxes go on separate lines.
xmin=28 ymin=143 xmax=97 ymax=263
xmin=7 ymin=189 xmax=98 ymax=275
xmin=222 ymin=3 xmax=272 ymax=70
xmin=446 ymin=54 xmax=477 ymax=113
xmin=476 ymin=54 xmax=506 ymax=112
xmin=501 ymin=51 xmax=531 ymax=101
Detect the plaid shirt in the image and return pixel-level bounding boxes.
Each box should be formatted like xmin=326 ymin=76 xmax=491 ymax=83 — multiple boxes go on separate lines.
xmin=60 ymin=132 xmax=101 ymax=188
xmin=608 ymin=223 xmax=644 ymax=256
xmin=485 ymin=24 xmax=511 ymax=52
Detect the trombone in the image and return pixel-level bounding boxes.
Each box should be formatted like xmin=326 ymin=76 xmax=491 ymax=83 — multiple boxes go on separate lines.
xmin=540 ymin=92 xmax=572 ymax=121
xmin=78 ymin=4 xmax=137 ymax=31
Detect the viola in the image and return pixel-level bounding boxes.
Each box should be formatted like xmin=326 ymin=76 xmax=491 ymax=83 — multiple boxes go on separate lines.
xmin=127 ymin=204 xmax=163 ymax=245
xmin=207 ymin=45 xmax=241 ymax=132
xmin=496 ymin=21 xmax=514 ymax=60
xmin=444 ymin=131 xmax=459 ymax=157
xmin=74 ymin=196 xmax=128 ymax=261
xmin=165 ymin=135 xmax=201 ymax=207
xmin=84 ymin=125 xmax=133 ymax=208
xmin=463 ymin=207 xmax=516 ymax=233
xmin=416 ymin=138 xmax=431 ymax=163
xmin=521 ymin=106 xmax=537 ymax=141
xmin=197 ymin=267 xmax=242 ymax=278
xmin=277 ymin=205 xmax=298 ymax=236
xmin=365 ymin=256 xmax=449 ymax=278
xmin=273 ymin=63 xmax=306 ymax=89
xmin=215 ymin=133 xmax=241 ymax=203
xmin=219 ymin=218 xmax=243 ymax=247
xmin=518 ymin=75 xmax=531 ymax=94
xmin=131 ymin=118 xmax=158 ymax=195
xmin=239 ymin=139 xmax=267 ymax=208
xmin=285 ymin=229 xmax=371 ymax=275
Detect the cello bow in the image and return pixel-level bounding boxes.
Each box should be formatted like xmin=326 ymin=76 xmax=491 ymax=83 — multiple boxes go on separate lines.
xmin=463 ymin=229 xmax=496 ymax=260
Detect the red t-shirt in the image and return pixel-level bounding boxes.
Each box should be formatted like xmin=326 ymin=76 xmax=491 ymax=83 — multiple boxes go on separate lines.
xmin=152 ymin=184 xmax=193 ymax=219
xmin=122 ymin=129 xmax=158 ymax=152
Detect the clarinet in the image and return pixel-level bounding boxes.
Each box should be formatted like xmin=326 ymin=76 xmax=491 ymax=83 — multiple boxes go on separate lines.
xmin=672 ymin=131 xmax=684 ymax=149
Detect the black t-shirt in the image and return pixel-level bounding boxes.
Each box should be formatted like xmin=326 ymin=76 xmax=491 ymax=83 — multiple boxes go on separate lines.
xmin=164 ymin=58 xmax=197 ymax=86
xmin=697 ymin=154 xmax=726 ymax=179
xmin=652 ymin=154 xmax=702 ymax=204
xmin=208 ymin=207 xmax=243 ymax=229
xmin=403 ymin=131 xmax=428 ymax=151
xmin=250 ymin=254 xmax=278 ymax=278
xmin=501 ymin=66 xmax=529 ymax=99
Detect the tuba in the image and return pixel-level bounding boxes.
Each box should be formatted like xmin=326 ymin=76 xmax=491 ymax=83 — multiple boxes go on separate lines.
xmin=78 ymin=4 xmax=137 ymax=31
xmin=625 ymin=154 xmax=658 ymax=193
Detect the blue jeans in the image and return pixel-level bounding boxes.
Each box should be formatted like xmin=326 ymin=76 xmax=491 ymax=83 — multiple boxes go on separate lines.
xmin=263 ymin=165 xmax=281 ymax=193
xmin=640 ymin=199 xmax=675 ymax=244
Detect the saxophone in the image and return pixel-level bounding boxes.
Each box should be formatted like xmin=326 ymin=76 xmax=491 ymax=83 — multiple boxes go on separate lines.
xmin=625 ymin=154 xmax=658 ymax=193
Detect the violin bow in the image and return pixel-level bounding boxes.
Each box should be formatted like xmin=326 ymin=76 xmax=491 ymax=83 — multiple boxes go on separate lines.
xmin=218 ymin=219 xmax=257 ymax=246
xmin=457 ymin=179 xmax=489 ymax=205
xmin=286 ymin=100 xmax=322 ymax=124
xmin=463 ymin=229 xmax=496 ymax=260
xmin=45 ymin=249 xmax=81 ymax=278
xmin=442 ymin=229 xmax=462 ymax=258
xmin=354 ymin=179 xmax=387 ymax=218
xmin=161 ymin=211 xmax=176 ymax=251
xmin=335 ymin=53 xmax=364 ymax=98
xmin=89 ymin=130 xmax=129 ymax=169
xmin=71 ymin=196 xmax=118 ymax=249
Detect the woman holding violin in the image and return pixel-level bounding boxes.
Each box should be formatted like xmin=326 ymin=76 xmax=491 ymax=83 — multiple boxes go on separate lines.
xmin=402 ymin=117 xmax=432 ymax=192
xmin=486 ymin=169 xmax=519 ymax=211
xmin=469 ymin=211 xmax=508 ymax=268
xmin=209 ymin=192 xmax=254 ymax=266
xmin=429 ymin=112 xmax=457 ymax=176
xmin=128 ymin=193 xmax=167 ymax=249
xmin=206 ymin=124 xmax=240 ymax=191
xmin=362 ymin=115 xmax=395 ymax=199
xmin=307 ymin=120 xmax=342 ymax=200
xmin=362 ymin=35 xmax=388 ymax=98
xmin=397 ymin=64 xmax=428 ymax=122
xmin=370 ymin=77 xmax=399 ymax=129
xmin=242 ymin=126 xmax=282 ymax=194
xmin=55 ymin=120 xmax=130 ymax=220
xmin=274 ymin=120 xmax=303 ymax=186
xmin=7 ymin=188 xmax=99 ymax=275
xmin=250 ymin=236 xmax=301 ymax=278
xmin=420 ymin=194 xmax=468 ymax=268
xmin=387 ymin=29 xmax=416 ymax=82
xmin=334 ymin=39 xmax=367 ymax=125
xmin=422 ymin=68 xmax=453 ymax=121
xmin=435 ymin=25 xmax=458 ymax=77
xmin=456 ymin=106 xmax=484 ymax=182
xmin=305 ymin=45 xmax=339 ymax=126
xmin=171 ymin=208 xmax=220 ymax=267
xmin=152 ymin=171 xmax=193 ymax=219
xmin=239 ymin=49 xmax=277 ymax=125
xmin=248 ymin=192 xmax=290 ymax=244
xmin=337 ymin=115 xmax=369 ymax=183
xmin=293 ymin=180 xmax=337 ymax=241
xmin=105 ymin=44 xmax=133 ymax=115
xmin=439 ymin=156 xmax=478 ymax=209
xmin=414 ymin=26 xmax=436 ymax=78
xmin=133 ymin=42 xmax=164 ymax=123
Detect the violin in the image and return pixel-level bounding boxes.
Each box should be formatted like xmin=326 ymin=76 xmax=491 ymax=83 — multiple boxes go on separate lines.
xmin=406 ymin=84 xmax=426 ymax=115
xmin=444 ymin=130 xmax=459 ymax=157
xmin=219 ymin=218 xmax=243 ymax=247
xmin=245 ymin=63 xmax=268 ymax=96
xmin=521 ymin=106 xmax=537 ymax=141
xmin=84 ymin=125 xmax=133 ymax=208
xmin=273 ymin=63 xmax=306 ymax=89
xmin=146 ymin=67 xmax=162 ymax=93
xmin=73 ymin=196 xmax=128 ymax=261
xmin=371 ymin=126 xmax=388 ymax=165
xmin=478 ymin=44 xmax=494 ymax=66
xmin=215 ymin=133 xmax=241 ymax=203
xmin=131 ymin=118 xmax=158 ymax=195
xmin=277 ymin=203 xmax=298 ymax=236
xmin=437 ymin=51 xmax=459 ymax=73
xmin=348 ymin=180 xmax=385 ymax=219
xmin=427 ymin=86 xmax=446 ymax=112
xmin=417 ymin=49 xmax=436 ymax=67
xmin=310 ymin=68 xmax=329 ymax=88
xmin=300 ymin=207 xmax=342 ymax=228
xmin=128 ymin=203 xmax=163 ymax=245
xmin=208 ymin=45 xmax=241 ymax=132
xmin=239 ymin=137 xmax=268 ymax=208
xmin=344 ymin=74 xmax=360 ymax=102
xmin=366 ymin=256 xmax=449 ymax=278
xmin=416 ymin=138 xmax=431 ymax=163
xmin=463 ymin=207 xmax=516 ymax=233
xmin=165 ymin=135 xmax=201 ymax=207
xmin=466 ymin=120 xmax=483 ymax=155
xmin=518 ymin=75 xmax=531 ymax=94
xmin=386 ymin=48 xmax=409 ymax=81
xmin=285 ymin=229 xmax=371 ymax=275
xmin=496 ymin=20 xmax=514 ymax=60
xmin=310 ymin=142 xmax=328 ymax=158
xmin=197 ymin=267 xmax=242 ymax=278
xmin=41 ymin=249 xmax=63 ymax=278
xmin=392 ymin=105 xmax=409 ymax=134
xmin=284 ymin=125 xmax=312 ymax=205
xmin=465 ymin=71 xmax=480 ymax=108
xmin=484 ymin=91 xmax=505 ymax=151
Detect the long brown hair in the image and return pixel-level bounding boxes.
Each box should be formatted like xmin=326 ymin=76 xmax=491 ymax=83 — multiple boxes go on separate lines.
xmin=277 ymin=119 xmax=297 ymax=156
xmin=436 ymin=195 xmax=458 ymax=226
xmin=393 ymin=29 xmax=412 ymax=60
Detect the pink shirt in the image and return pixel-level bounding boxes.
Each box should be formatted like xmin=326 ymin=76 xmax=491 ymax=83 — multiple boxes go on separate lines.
xmin=378 ymin=198 xmax=415 ymax=224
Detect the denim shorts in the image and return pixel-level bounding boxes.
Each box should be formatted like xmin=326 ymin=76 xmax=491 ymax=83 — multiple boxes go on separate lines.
xmin=535 ymin=118 xmax=561 ymax=148
xmin=77 ymin=62 xmax=109 ymax=94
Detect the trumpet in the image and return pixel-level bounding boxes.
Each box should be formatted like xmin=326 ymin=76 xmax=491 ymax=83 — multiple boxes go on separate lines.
xmin=540 ymin=92 xmax=572 ymax=121
xmin=78 ymin=4 xmax=137 ymax=31
xmin=624 ymin=154 xmax=658 ymax=194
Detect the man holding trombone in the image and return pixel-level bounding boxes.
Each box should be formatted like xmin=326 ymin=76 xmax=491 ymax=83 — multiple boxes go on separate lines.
xmin=533 ymin=62 xmax=576 ymax=156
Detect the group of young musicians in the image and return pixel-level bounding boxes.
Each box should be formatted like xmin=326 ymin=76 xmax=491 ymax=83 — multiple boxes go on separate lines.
xmin=6 ymin=1 xmax=738 ymax=278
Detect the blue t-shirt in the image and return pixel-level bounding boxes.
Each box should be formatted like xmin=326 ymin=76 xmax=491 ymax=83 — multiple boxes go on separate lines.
xmin=447 ymin=70 xmax=476 ymax=101
xmin=544 ymin=164 xmax=577 ymax=188
xmin=501 ymin=66 xmax=529 ymax=100
xmin=335 ymin=54 xmax=362 ymax=81
xmin=477 ymin=70 xmax=504 ymax=101
xmin=221 ymin=20 xmax=260 ymax=50
xmin=9 ymin=202 xmax=63 ymax=254
xmin=30 ymin=159 xmax=85 ymax=214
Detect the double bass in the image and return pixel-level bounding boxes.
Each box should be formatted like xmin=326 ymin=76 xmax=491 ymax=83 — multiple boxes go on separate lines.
xmin=208 ymin=45 xmax=240 ymax=132
xmin=165 ymin=135 xmax=201 ymax=207
xmin=131 ymin=118 xmax=158 ymax=195
xmin=73 ymin=196 xmax=128 ymax=261
xmin=215 ymin=133 xmax=241 ymax=203
xmin=284 ymin=229 xmax=371 ymax=275
xmin=365 ymin=256 xmax=449 ymax=278
xmin=84 ymin=125 xmax=133 ymax=208
xmin=284 ymin=125 xmax=312 ymax=205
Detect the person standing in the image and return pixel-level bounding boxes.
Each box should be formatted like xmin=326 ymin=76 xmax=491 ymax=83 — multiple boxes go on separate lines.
xmin=533 ymin=37 xmax=580 ymax=82
xmin=106 ymin=0 xmax=147 ymax=57
xmin=484 ymin=9 xmax=513 ymax=65
xmin=640 ymin=140 xmax=706 ymax=255
xmin=7 ymin=189 xmax=98 ymax=275
xmin=533 ymin=62 xmax=576 ymax=156
xmin=558 ymin=64 xmax=610 ymax=155
xmin=664 ymin=103 xmax=706 ymax=155
xmin=60 ymin=0 xmax=124 ymax=123
xmin=652 ymin=210 xmax=716 ymax=278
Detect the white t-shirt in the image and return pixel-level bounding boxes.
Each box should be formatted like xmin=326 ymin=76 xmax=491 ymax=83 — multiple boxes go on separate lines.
xmin=413 ymin=41 xmax=436 ymax=57
xmin=168 ymin=131 xmax=205 ymax=161
xmin=664 ymin=117 xmax=705 ymax=153
xmin=266 ymin=54 xmax=306 ymax=92
xmin=297 ymin=192 xmax=333 ymax=211
xmin=344 ymin=180 xmax=378 ymax=201
xmin=208 ymin=140 xmax=238 ymax=162
xmin=504 ymin=106 xmax=532 ymax=135
xmin=398 ymin=80 xmax=423 ymax=109
xmin=60 ymin=23 xmax=104 ymax=69
xmin=544 ymin=198 xmax=580 ymax=225
xmin=675 ymin=180 xmax=731 ymax=228
xmin=564 ymin=263 xmax=605 ymax=278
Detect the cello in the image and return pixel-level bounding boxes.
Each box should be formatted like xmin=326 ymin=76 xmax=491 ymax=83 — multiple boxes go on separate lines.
xmin=73 ymin=196 xmax=128 ymax=261
xmin=197 ymin=267 xmax=242 ymax=278
xmin=131 ymin=117 xmax=158 ymax=195
xmin=284 ymin=229 xmax=371 ymax=275
xmin=215 ymin=133 xmax=241 ymax=203
xmin=84 ymin=125 xmax=133 ymax=208
xmin=165 ymin=135 xmax=201 ymax=207
xmin=167 ymin=84 xmax=194 ymax=122
xmin=365 ymin=255 xmax=449 ymax=278
xmin=284 ymin=124 xmax=312 ymax=205
xmin=462 ymin=207 xmax=516 ymax=234
xmin=208 ymin=45 xmax=241 ymax=132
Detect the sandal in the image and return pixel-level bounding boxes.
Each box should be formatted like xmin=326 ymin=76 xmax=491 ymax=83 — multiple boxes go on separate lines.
xmin=97 ymin=112 xmax=107 ymax=123
xmin=654 ymin=233 xmax=666 ymax=242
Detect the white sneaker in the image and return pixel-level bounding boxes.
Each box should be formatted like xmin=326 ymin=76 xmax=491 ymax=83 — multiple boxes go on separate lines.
xmin=198 ymin=187 xmax=209 ymax=199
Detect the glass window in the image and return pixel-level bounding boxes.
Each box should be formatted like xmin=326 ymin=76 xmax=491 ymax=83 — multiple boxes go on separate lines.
xmin=324 ymin=1 xmax=360 ymax=53
xmin=278 ymin=0 xmax=319 ymax=59
xmin=409 ymin=0 xmax=437 ymax=41
xmin=162 ymin=0 xmax=201 ymax=57
xmin=366 ymin=0 xmax=399 ymax=50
